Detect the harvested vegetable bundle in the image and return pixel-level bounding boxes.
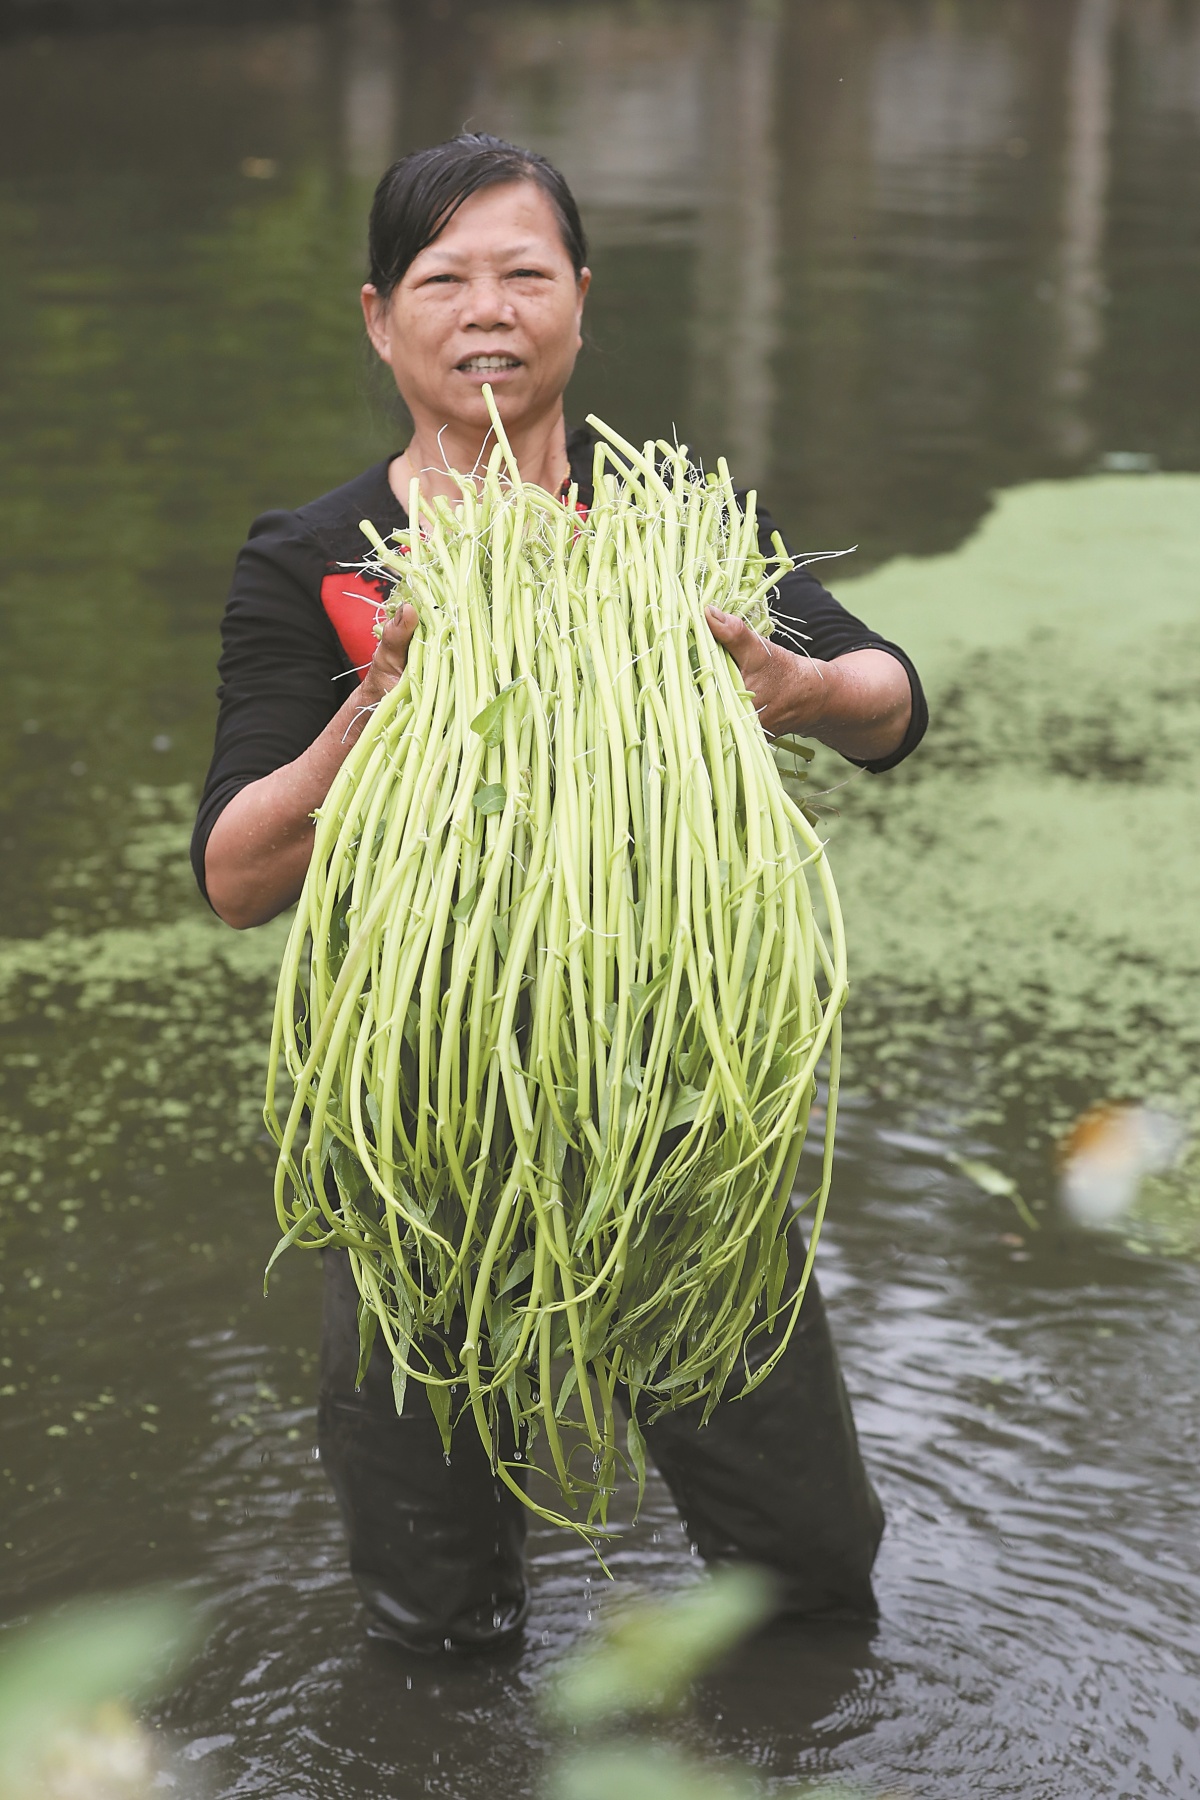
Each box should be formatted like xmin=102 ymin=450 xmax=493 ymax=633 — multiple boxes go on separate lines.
xmin=264 ymin=398 xmax=847 ymax=1535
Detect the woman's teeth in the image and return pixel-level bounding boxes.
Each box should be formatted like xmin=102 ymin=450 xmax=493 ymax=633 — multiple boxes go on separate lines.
xmin=460 ymin=355 xmax=521 ymax=372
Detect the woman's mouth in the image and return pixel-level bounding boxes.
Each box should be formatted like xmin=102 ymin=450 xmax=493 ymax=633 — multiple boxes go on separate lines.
xmin=457 ymin=354 xmax=522 ymax=373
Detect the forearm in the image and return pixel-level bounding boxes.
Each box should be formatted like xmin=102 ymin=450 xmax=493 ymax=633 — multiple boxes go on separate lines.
xmin=790 ymin=647 xmax=912 ymax=763
xmin=706 ymin=608 xmax=914 ymax=763
xmin=203 ymin=686 xmax=376 ymax=928
xmin=204 ymin=604 xmax=416 ymax=930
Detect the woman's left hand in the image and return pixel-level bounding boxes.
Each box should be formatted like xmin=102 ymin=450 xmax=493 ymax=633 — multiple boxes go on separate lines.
xmin=705 ymin=607 xmax=913 ymax=764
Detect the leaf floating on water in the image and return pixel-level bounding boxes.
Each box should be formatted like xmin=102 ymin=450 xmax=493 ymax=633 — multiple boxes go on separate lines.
xmin=949 ymin=1154 xmax=1017 ymax=1199
xmin=947 ymin=1153 xmax=1039 ymax=1232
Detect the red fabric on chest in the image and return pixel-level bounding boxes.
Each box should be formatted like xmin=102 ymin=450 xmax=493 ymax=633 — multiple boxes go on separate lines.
xmin=320 ymin=571 xmax=388 ymax=674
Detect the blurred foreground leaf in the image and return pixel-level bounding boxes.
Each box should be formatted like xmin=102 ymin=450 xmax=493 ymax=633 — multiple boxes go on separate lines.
xmin=552 ymin=1745 xmax=759 ymax=1800
xmin=546 ymin=1567 xmax=774 ymax=1726
xmin=0 ymin=1592 xmax=193 ymax=1793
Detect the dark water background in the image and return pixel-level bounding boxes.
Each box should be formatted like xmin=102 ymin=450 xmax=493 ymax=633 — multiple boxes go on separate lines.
xmin=2 ymin=2 xmax=1200 ymax=1795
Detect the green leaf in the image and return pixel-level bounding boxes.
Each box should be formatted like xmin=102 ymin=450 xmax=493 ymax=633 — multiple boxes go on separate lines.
xmin=426 ymin=1381 xmax=453 ymax=1454
xmin=626 ymin=1410 xmax=647 ymax=1516
xmin=503 ymin=1368 xmax=534 ymax=1445
xmin=452 ymin=879 xmax=479 ymax=923
xmin=555 ymin=1363 xmax=579 ymax=1416
xmin=766 ymin=1232 xmax=790 ymax=1322
xmin=473 ymin=782 xmax=507 ymax=816
xmin=573 ymin=1162 xmax=616 ymax=1247
xmin=328 ymin=889 xmax=351 ymax=973
xmin=544 ymin=1566 xmax=775 ymax=1726
xmin=492 ymin=914 xmax=511 ymax=959
xmin=470 ymin=679 xmax=524 ymax=747
xmin=330 ymin=1138 xmax=367 ymax=1201
xmin=948 ymin=1153 xmax=1016 ymax=1198
xmin=739 ymin=914 xmax=764 ymax=991
xmin=356 ymin=1299 xmax=378 ymax=1388
xmin=947 ymin=1153 xmax=1040 ymax=1232
xmin=262 ymin=1204 xmax=319 ymax=1294
xmin=628 ymin=982 xmax=652 ymax=1021
xmin=583 ymin=1305 xmax=609 ymax=1360
xmin=498 ymin=1245 xmax=537 ymax=1295
xmin=663 ymin=1083 xmax=704 ymax=1132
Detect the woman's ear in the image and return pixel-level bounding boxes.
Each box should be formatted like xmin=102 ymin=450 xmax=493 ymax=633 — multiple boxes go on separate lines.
xmin=574 ymin=268 xmax=591 ymax=345
xmin=361 ymin=284 xmax=394 ymax=367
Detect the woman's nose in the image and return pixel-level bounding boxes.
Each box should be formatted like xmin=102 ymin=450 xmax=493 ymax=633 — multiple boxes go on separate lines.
xmin=461 ymin=276 xmax=514 ymax=329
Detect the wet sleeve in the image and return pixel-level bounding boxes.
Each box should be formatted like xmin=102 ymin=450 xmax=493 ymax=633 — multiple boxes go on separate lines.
xmin=189 ymin=510 xmax=350 ymax=904
xmin=755 ymin=505 xmax=928 ymax=773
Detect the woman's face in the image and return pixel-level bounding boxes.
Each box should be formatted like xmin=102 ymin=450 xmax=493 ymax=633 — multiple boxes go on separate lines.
xmin=363 ymin=179 xmax=590 ymax=444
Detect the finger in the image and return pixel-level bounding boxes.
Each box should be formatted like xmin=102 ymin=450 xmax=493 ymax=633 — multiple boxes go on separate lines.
xmin=705 ymin=605 xmax=751 ymax=655
xmin=379 ymin=602 xmax=417 ymax=651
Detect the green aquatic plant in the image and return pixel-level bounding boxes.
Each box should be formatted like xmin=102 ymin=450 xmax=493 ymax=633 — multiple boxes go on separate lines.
xmin=264 ymin=398 xmax=847 ymax=1531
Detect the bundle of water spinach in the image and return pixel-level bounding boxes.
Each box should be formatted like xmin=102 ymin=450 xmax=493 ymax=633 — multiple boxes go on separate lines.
xmin=265 ymin=395 xmax=848 ymax=1537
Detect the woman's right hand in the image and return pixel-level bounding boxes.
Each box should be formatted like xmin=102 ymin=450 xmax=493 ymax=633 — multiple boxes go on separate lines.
xmin=205 ymin=602 xmax=420 ymax=929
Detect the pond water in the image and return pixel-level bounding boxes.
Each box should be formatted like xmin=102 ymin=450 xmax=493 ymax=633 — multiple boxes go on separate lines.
xmin=2 ymin=2 xmax=1200 ymax=1796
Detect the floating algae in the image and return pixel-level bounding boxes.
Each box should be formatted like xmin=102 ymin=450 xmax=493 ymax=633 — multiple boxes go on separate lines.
xmin=0 ymin=787 xmax=288 ymax=1197
xmin=819 ymin=473 xmax=1200 ymax=1242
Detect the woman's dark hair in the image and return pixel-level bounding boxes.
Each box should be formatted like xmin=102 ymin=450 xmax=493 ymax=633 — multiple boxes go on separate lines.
xmin=368 ymin=133 xmax=588 ymax=300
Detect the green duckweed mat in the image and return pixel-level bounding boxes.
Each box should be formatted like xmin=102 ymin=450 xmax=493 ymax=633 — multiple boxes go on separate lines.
xmin=824 ymin=472 xmax=1200 ymax=1243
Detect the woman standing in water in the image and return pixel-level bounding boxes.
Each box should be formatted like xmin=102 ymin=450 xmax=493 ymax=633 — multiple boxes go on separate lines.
xmin=192 ymin=133 xmax=926 ymax=1652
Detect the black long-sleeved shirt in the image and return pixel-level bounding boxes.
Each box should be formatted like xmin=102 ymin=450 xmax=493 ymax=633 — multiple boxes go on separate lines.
xmin=190 ymin=428 xmax=927 ymax=902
